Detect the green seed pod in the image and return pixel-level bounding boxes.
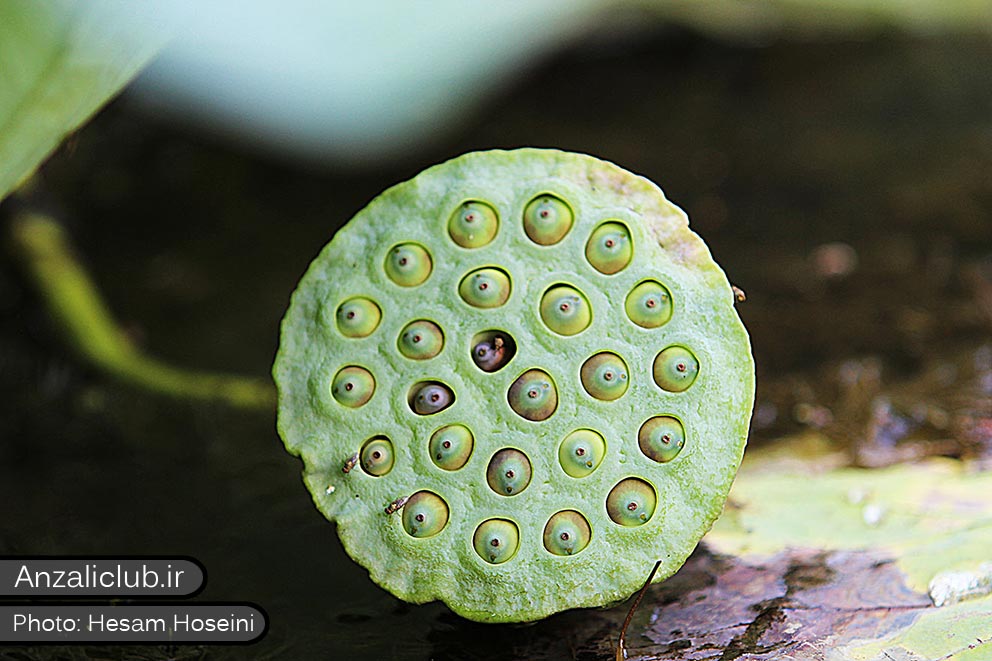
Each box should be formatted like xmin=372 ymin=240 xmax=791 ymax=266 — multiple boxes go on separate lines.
xmin=458 ymin=267 xmax=511 ymax=308
xmin=473 ymin=519 xmax=520 ymax=564
xmin=558 ymin=429 xmax=606 ymax=478
xmin=585 ymin=222 xmax=632 ymax=275
xmin=539 ymin=285 xmax=591 ymax=336
xmin=653 ymin=346 xmax=700 ymax=392
xmin=638 ymin=416 xmax=686 ymax=463
xmin=402 ymin=491 xmax=449 ymax=538
xmin=486 ymin=448 xmax=532 ymax=496
xmin=606 ymin=478 xmax=657 ymax=527
xmin=336 ymin=297 xmax=382 ymax=338
xmin=331 ymin=366 xmax=375 ymax=408
xmin=448 ymin=200 xmax=499 ymax=248
xmin=625 ymin=280 xmax=673 ymax=329
xmin=543 ymin=510 xmax=592 ymax=556
xmin=384 ymin=243 xmax=432 ymax=287
xmin=507 ymin=369 xmax=557 ymax=421
xmin=429 ymin=424 xmax=474 ymax=471
xmin=523 ymin=194 xmax=573 ymax=245
xmin=580 ymin=352 xmax=629 ymax=401
xmin=360 ymin=437 xmax=394 ymax=476
xmin=409 ymin=381 xmax=454 ymax=415
xmin=274 ymin=149 xmax=755 ymax=623
xmin=397 ymin=320 xmax=444 ymax=360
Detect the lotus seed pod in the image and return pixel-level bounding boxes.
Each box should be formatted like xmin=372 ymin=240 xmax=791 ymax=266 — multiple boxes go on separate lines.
xmin=585 ymin=222 xmax=632 ymax=275
xmin=448 ymin=200 xmax=499 ymax=248
xmin=429 ymin=424 xmax=474 ymax=470
xmin=384 ymin=243 xmax=432 ymax=287
xmin=473 ymin=519 xmax=520 ymax=564
xmin=580 ymin=352 xmax=629 ymax=401
xmin=409 ymin=381 xmax=454 ymax=415
xmin=486 ymin=448 xmax=532 ymax=496
xmin=397 ymin=320 xmax=444 ymax=360
xmin=653 ymin=345 xmax=700 ymax=392
xmin=458 ymin=267 xmax=511 ymax=308
xmin=558 ymin=429 xmax=606 ymax=478
xmin=336 ymin=297 xmax=382 ymax=337
xmin=543 ymin=510 xmax=592 ymax=556
xmin=638 ymin=416 xmax=686 ymax=463
xmin=274 ymin=149 xmax=755 ymax=623
xmin=625 ymin=280 xmax=673 ymax=329
xmin=360 ymin=437 xmax=394 ymax=476
xmin=330 ymin=366 xmax=375 ymax=408
xmin=606 ymin=478 xmax=657 ymax=527
xmin=507 ymin=369 xmax=558 ymax=421
xmin=539 ymin=285 xmax=591 ymax=336
xmin=523 ymin=194 xmax=573 ymax=245
xmin=402 ymin=491 xmax=449 ymax=538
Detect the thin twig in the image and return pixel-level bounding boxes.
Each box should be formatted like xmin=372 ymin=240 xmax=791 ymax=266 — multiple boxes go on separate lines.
xmin=616 ymin=560 xmax=662 ymax=661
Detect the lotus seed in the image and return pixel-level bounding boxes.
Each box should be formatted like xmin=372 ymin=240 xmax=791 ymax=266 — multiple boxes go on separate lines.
xmin=585 ymin=222 xmax=632 ymax=274
xmin=543 ymin=510 xmax=592 ymax=556
xmin=639 ymin=416 xmax=686 ymax=463
xmin=359 ymin=437 xmax=394 ymax=476
xmin=470 ymin=331 xmax=515 ymax=373
xmin=539 ymin=285 xmax=591 ymax=336
xmin=507 ymin=369 xmax=557 ymax=421
xmin=331 ymin=366 xmax=375 ymax=408
xmin=580 ymin=352 xmax=629 ymax=401
xmin=653 ymin=346 xmax=700 ymax=392
xmin=398 ymin=320 xmax=444 ymax=360
xmin=429 ymin=424 xmax=474 ymax=470
xmin=409 ymin=381 xmax=454 ymax=415
xmin=385 ymin=243 xmax=432 ymax=287
xmin=558 ymin=429 xmax=606 ymax=478
xmin=473 ymin=519 xmax=520 ymax=564
xmin=523 ymin=194 xmax=573 ymax=245
xmin=402 ymin=491 xmax=449 ymax=538
xmin=486 ymin=448 xmax=532 ymax=496
xmin=625 ymin=280 xmax=673 ymax=329
xmin=458 ymin=268 xmax=511 ymax=308
xmin=449 ymin=201 xmax=499 ymax=249
xmin=606 ymin=478 xmax=657 ymax=527
xmin=335 ymin=297 xmax=382 ymax=337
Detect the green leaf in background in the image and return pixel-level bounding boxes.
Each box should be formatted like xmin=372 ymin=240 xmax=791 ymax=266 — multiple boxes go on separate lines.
xmin=0 ymin=0 xmax=168 ymax=203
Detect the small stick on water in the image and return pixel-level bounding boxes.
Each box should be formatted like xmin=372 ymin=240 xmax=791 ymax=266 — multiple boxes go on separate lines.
xmin=616 ymin=560 xmax=662 ymax=661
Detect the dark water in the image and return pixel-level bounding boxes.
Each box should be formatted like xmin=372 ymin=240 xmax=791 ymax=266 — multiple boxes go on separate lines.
xmin=1 ymin=28 xmax=990 ymax=660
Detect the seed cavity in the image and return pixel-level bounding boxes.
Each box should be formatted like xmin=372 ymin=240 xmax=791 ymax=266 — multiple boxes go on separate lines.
xmin=507 ymin=369 xmax=558 ymax=421
xmin=335 ymin=297 xmax=382 ymax=337
xmin=384 ymin=243 xmax=432 ymax=287
xmin=402 ymin=491 xmax=449 ymax=538
xmin=585 ymin=221 xmax=632 ymax=274
xmin=625 ymin=280 xmax=673 ymax=329
xmin=458 ymin=267 xmax=511 ymax=308
xmin=558 ymin=429 xmax=606 ymax=478
xmin=331 ymin=366 xmax=375 ymax=408
xmin=523 ymin=194 xmax=573 ymax=245
xmin=473 ymin=519 xmax=520 ymax=564
xmin=653 ymin=346 xmax=700 ymax=392
xmin=607 ymin=478 xmax=657 ymax=527
xmin=360 ymin=437 xmax=394 ymax=476
xmin=543 ymin=510 xmax=592 ymax=556
xmin=429 ymin=424 xmax=474 ymax=471
xmin=539 ymin=284 xmax=591 ymax=336
xmin=397 ymin=319 xmax=444 ymax=360
xmin=409 ymin=381 xmax=455 ymax=415
xmin=580 ymin=352 xmax=629 ymax=401
xmin=486 ymin=448 xmax=532 ymax=496
xmin=639 ymin=416 xmax=686 ymax=463
xmin=448 ymin=200 xmax=499 ymax=248
xmin=470 ymin=330 xmax=516 ymax=373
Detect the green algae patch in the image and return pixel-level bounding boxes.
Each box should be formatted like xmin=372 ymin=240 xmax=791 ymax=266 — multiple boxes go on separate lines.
xmin=273 ymin=148 xmax=754 ymax=622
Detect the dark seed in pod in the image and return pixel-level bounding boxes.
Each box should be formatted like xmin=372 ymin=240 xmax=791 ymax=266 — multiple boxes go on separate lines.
xmin=507 ymin=369 xmax=558 ymax=421
xmin=606 ymin=478 xmax=657 ymax=527
xmin=409 ymin=382 xmax=454 ymax=415
xmin=473 ymin=519 xmax=519 ymax=564
xmin=543 ymin=510 xmax=592 ymax=556
xmin=402 ymin=491 xmax=449 ymax=538
xmin=486 ymin=448 xmax=532 ymax=496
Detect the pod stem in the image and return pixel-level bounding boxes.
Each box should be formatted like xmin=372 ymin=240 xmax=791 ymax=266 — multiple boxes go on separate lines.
xmin=616 ymin=559 xmax=662 ymax=661
xmin=7 ymin=207 xmax=275 ymax=411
